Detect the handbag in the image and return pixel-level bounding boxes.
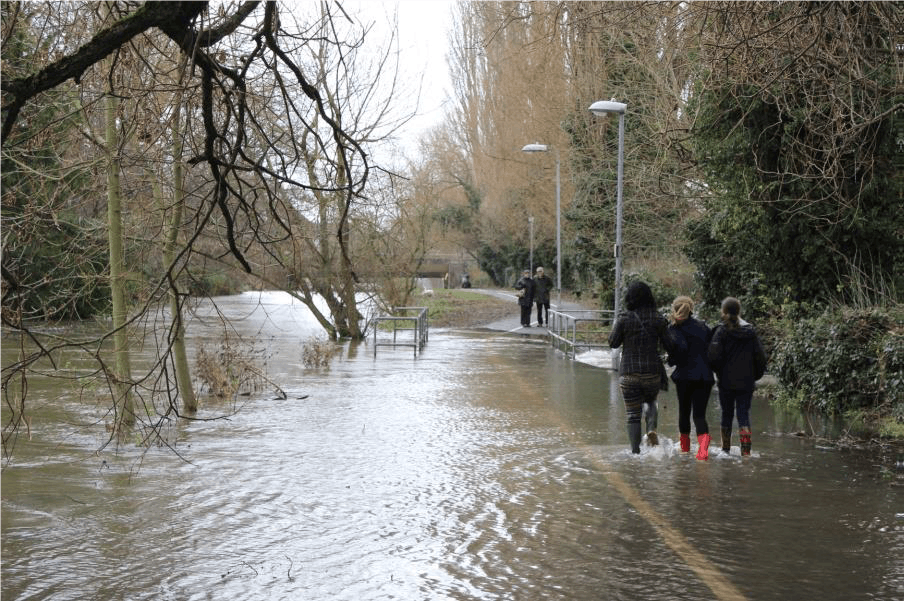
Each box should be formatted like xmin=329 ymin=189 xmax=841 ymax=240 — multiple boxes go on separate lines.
xmin=516 ymin=288 xmax=525 ymax=298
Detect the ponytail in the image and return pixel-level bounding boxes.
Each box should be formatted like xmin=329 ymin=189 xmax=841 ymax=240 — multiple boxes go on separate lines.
xmin=721 ymin=297 xmax=742 ymax=329
xmin=671 ymin=296 xmax=693 ymax=324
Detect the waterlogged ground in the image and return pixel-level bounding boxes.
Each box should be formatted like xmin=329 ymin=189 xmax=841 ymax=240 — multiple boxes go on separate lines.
xmin=2 ymin=292 xmax=902 ymax=600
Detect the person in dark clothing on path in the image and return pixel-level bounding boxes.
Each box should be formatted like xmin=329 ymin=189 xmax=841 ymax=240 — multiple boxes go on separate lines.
xmin=668 ymin=296 xmax=716 ymax=460
xmin=514 ymin=269 xmax=536 ymax=327
xmin=608 ymin=281 xmax=674 ymax=453
xmin=708 ymin=297 xmax=767 ymax=456
xmin=533 ymin=266 xmax=554 ymax=327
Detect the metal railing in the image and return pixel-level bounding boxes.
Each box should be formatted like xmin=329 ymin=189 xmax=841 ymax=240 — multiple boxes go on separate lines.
xmin=373 ymin=306 xmax=429 ymax=357
xmin=547 ymin=308 xmax=615 ymax=359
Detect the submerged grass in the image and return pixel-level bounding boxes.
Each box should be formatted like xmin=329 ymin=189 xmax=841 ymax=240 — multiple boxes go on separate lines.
xmin=407 ymin=288 xmax=516 ymax=328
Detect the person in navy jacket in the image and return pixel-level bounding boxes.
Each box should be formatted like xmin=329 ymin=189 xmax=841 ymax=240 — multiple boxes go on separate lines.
xmin=708 ymin=297 xmax=767 ymax=456
xmin=667 ymin=296 xmax=716 ymax=459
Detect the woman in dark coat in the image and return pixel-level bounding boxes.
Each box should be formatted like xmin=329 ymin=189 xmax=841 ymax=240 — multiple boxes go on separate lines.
xmin=608 ymin=281 xmax=673 ymax=453
xmin=708 ymin=297 xmax=767 ymax=456
xmin=668 ymin=296 xmax=715 ymax=459
xmin=514 ymin=269 xmax=536 ymax=327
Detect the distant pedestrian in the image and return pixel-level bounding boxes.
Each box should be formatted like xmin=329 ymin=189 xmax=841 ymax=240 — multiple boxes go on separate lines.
xmin=708 ymin=297 xmax=767 ymax=456
xmin=668 ymin=296 xmax=715 ymax=459
xmin=514 ymin=269 xmax=536 ymax=327
xmin=533 ymin=266 xmax=554 ymax=327
xmin=608 ymin=281 xmax=674 ymax=453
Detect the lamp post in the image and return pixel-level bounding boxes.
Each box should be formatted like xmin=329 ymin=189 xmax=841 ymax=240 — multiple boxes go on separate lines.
xmin=528 ymin=215 xmax=534 ymax=274
xmin=588 ymin=100 xmax=627 ymax=318
xmin=521 ymin=143 xmax=561 ymax=308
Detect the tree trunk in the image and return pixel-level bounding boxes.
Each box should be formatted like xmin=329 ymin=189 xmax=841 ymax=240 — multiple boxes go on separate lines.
xmin=164 ymin=71 xmax=197 ymax=413
xmin=105 ymin=88 xmax=135 ymax=431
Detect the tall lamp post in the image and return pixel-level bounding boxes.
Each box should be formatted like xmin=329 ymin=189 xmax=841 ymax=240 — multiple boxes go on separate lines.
xmin=588 ymin=100 xmax=627 ymax=318
xmin=528 ymin=215 xmax=534 ymax=274
xmin=521 ymin=143 xmax=561 ymax=308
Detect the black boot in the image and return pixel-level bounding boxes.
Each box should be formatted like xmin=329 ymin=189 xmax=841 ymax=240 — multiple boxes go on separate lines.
xmin=721 ymin=427 xmax=732 ymax=454
xmin=628 ymin=423 xmax=642 ymax=454
xmin=644 ymin=401 xmax=659 ymax=446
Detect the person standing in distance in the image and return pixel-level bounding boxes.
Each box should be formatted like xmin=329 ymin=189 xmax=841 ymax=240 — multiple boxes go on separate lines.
xmin=608 ymin=281 xmax=674 ymax=453
xmin=708 ymin=297 xmax=767 ymax=456
xmin=514 ymin=269 xmax=536 ymax=327
xmin=533 ymin=266 xmax=554 ymax=327
xmin=667 ymin=296 xmax=716 ymax=459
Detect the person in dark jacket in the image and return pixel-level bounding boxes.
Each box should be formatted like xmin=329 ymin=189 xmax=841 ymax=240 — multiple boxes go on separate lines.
xmin=533 ymin=267 xmax=554 ymax=327
xmin=608 ymin=281 xmax=673 ymax=453
xmin=668 ymin=296 xmax=715 ymax=460
xmin=708 ymin=297 xmax=767 ymax=456
xmin=514 ymin=269 xmax=536 ymax=327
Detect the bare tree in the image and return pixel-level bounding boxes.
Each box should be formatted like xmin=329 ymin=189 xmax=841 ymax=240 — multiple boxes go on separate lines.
xmin=442 ymin=2 xmax=575 ymax=282
xmin=0 ymin=1 xmax=412 ymax=456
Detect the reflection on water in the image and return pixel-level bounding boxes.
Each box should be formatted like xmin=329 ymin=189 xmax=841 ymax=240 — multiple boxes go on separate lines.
xmin=2 ymin=294 xmax=902 ymax=600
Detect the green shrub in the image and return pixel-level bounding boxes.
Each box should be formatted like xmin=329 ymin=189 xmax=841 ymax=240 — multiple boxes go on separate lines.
xmin=623 ymin=271 xmax=685 ymax=312
xmin=187 ymin=272 xmax=240 ymax=297
xmin=3 ymin=216 xmax=110 ymax=320
xmin=770 ymin=306 xmax=903 ymax=422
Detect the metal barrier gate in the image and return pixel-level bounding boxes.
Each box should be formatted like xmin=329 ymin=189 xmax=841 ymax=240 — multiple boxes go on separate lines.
xmin=373 ymin=306 xmax=429 ymax=357
xmin=547 ymin=308 xmax=615 ymax=359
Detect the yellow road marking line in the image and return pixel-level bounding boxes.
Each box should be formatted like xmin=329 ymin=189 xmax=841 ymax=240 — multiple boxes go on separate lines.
xmin=574 ymin=441 xmax=748 ymax=601
xmin=490 ymin=349 xmax=749 ymax=601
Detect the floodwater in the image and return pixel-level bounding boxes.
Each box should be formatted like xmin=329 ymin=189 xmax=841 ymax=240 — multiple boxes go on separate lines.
xmin=2 ymin=292 xmax=902 ymax=601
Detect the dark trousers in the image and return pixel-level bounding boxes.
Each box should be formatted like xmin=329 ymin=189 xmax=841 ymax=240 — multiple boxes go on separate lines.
xmin=620 ymin=373 xmax=661 ymax=428
xmin=719 ymin=387 xmax=753 ymax=430
xmin=675 ymin=380 xmax=714 ymax=435
xmin=520 ymin=304 xmax=532 ymax=326
xmin=535 ymin=301 xmax=549 ymax=325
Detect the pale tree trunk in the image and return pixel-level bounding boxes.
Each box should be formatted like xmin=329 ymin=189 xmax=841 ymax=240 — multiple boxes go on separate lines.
xmin=334 ymin=160 xmax=363 ymax=340
xmin=166 ymin=96 xmax=197 ymax=413
xmin=104 ymin=88 xmax=135 ymax=431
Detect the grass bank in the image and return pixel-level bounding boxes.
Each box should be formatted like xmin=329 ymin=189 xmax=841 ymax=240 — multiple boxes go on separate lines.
xmin=403 ymin=288 xmax=515 ymax=329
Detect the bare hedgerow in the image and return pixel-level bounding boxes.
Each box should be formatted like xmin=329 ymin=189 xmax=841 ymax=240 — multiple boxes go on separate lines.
xmin=195 ymin=341 xmax=274 ymax=399
xmin=301 ymin=337 xmax=341 ymax=369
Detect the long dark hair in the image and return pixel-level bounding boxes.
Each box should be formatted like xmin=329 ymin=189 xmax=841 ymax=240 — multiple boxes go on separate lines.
xmin=624 ymin=281 xmax=656 ymax=311
xmin=721 ymin=296 xmax=742 ymax=329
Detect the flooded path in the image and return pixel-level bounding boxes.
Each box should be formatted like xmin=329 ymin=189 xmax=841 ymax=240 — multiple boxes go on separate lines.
xmin=2 ymin=293 xmax=902 ymax=600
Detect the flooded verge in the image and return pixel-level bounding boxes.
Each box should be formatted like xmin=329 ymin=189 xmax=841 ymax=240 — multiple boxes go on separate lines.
xmin=2 ymin=293 xmax=902 ymax=600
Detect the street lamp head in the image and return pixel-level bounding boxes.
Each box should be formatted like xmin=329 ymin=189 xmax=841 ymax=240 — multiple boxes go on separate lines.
xmin=521 ymin=143 xmax=549 ymax=153
xmin=588 ymin=99 xmax=627 ymax=116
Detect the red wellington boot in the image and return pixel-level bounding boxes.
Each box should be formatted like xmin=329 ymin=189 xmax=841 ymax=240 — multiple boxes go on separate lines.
xmin=695 ymin=433 xmax=711 ymax=460
xmin=679 ymin=433 xmax=691 ymax=453
xmin=739 ymin=428 xmax=752 ymax=456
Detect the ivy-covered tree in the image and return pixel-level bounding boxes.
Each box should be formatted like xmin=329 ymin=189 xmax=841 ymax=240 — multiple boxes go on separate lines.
xmin=685 ymin=1 xmax=900 ymax=314
xmin=1 ymin=3 xmax=108 ymax=321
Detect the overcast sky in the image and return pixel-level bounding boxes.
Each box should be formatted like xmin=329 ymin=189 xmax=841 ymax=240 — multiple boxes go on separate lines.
xmin=350 ymin=0 xmax=456 ymax=160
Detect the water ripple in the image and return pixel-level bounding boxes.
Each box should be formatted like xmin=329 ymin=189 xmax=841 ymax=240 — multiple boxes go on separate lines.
xmin=2 ymin=323 xmax=900 ymax=600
